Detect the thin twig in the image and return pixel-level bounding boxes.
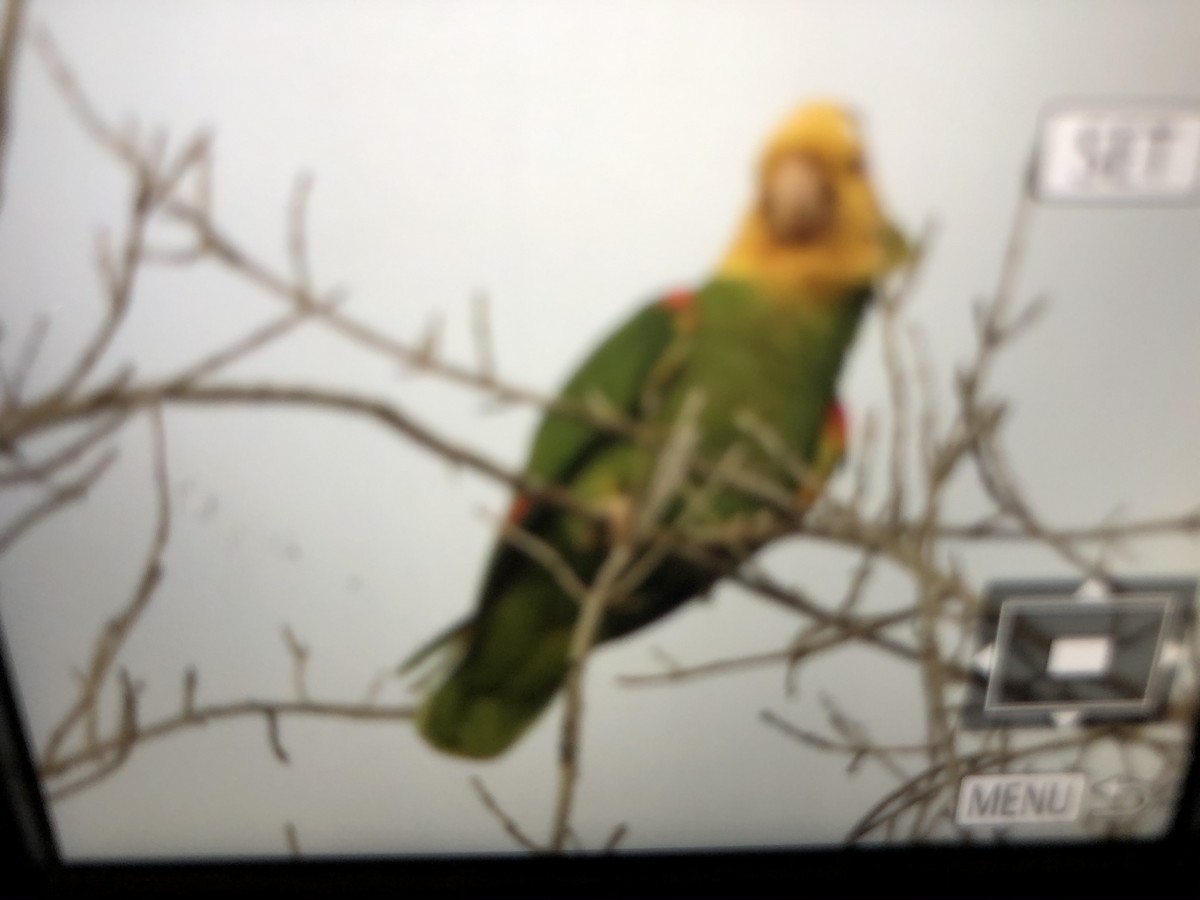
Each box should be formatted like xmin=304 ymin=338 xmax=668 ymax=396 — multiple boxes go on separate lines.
xmin=485 ymin=506 xmax=589 ymax=604
xmin=286 ymin=172 xmax=315 ymax=303
xmin=41 ymin=697 xmax=416 ymax=786
xmin=470 ymin=776 xmax=543 ymax=853
xmin=470 ymin=292 xmax=497 ymax=382
xmin=618 ymin=606 xmax=912 ymax=688
xmin=934 ymin=510 xmax=1200 ymax=542
xmin=0 ymin=411 xmax=126 ymax=486
xmin=47 ymin=668 xmax=141 ymax=801
xmin=550 ymin=538 xmax=634 ymax=853
xmin=0 ymin=448 xmax=116 ymax=556
xmin=0 ymin=0 xmax=27 ymax=212
xmin=40 ymin=409 xmax=170 ymax=770
xmin=265 ymin=709 xmax=289 ymax=764
xmin=761 ymin=708 xmax=911 ymax=783
xmin=182 ymin=667 xmax=198 ymax=719
xmin=281 ymin=625 xmax=310 ymax=702
xmin=4 ymin=314 xmax=50 ymax=408
xmin=284 ymin=822 xmax=302 ymax=858
xmin=603 ymin=823 xmax=629 ymax=853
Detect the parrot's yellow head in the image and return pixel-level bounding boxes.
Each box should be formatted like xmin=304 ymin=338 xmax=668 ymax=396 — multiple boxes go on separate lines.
xmin=720 ymin=101 xmax=910 ymax=299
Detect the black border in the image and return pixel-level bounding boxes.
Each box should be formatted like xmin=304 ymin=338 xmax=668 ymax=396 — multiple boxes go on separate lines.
xmin=0 ymin=604 xmax=58 ymax=892
xmin=8 ymin=839 xmax=1200 ymax=897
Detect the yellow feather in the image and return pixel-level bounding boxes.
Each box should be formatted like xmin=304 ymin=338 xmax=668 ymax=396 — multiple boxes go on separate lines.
xmin=719 ymin=101 xmax=908 ymax=298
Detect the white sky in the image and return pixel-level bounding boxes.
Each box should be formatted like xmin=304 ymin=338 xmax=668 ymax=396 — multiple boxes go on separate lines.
xmin=1 ymin=0 xmax=1199 ymax=859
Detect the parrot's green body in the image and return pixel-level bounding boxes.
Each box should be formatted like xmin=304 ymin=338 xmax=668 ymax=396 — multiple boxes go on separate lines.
xmin=405 ymin=102 xmax=907 ymax=758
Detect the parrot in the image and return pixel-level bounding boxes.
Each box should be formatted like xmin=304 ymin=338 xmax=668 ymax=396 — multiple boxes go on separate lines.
xmin=402 ymin=101 xmax=910 ymax=759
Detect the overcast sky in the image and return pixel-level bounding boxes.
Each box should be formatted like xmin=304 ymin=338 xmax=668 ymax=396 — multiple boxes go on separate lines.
xmin=2 ymin=0 xmax=1199 ymax=859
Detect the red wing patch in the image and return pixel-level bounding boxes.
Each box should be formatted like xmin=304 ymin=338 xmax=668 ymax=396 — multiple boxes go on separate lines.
xmin=660 ymin=288 xmax=696 ymax=312
xmin=800 ymin=400 xmax=850 ymax=506
xmin=821 ymin=401 xmax=848 ymax=451
xmin=659 ymin=288 xmax=700 ymax=332
xmin=505 ymin=494 xmax=535 ymax=527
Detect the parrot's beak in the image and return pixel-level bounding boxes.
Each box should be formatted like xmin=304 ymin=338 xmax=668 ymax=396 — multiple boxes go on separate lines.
xmin=760 ymin=154 xmax=835 ymax=243
xmin=880 ymin=220 xmax=917 ymax=273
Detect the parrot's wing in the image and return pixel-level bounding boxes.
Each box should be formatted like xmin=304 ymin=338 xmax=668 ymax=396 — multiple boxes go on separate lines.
xmin=479 ymin=295 xmax=688 ymax=606
xmin=398 ymin=296 xmax=686 ymax=675
xmin=524 ymin=298 xmax=682 ymax=487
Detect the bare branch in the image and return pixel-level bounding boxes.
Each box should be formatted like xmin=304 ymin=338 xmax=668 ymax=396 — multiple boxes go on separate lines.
xmin=620 ymin=646 xmax=809 ymax=688
xmin=34 ymin=30 xmax=138 ymax=170
xmin=1 ymin=313 xmax=49 ymax=410
xmin=784 ymin=552 xmax=875 ymax=694
xmin=603 ymin=823 xmax=629 ymax=853
xmin=850 ymin=408 xmax=879 ymax=511
xmin=970 ymin=434 xmax=1112 ymax=582
xmin=47 ymin=667 xmax=141 ymax=801
xmin=284 ymin=822 xmax=302 ymax=858
xmin=0 ymin=0 xmax=26 ymax=211
xmin=166 ymin=306 xmax=329 ymax=387
xmin=42 ymin=696 xmax=415 ymax=788
xmin=286 ymin=172 xmax=315 ymax=302
xmin=761 ymin=709 xmax=912 ymax=782
xmin=264 ymin=709 xmax=289 ymax=764
xmin=40 ymin=408 xmax=170 ymax=770
xmin=880 ymin=286 xmax=910 ymax=523
xmin=182 ymin=667 xmax=198 ymax=719
xmin=7 ymin=380 xmax=528 ymax=490
xmin=618 ymin=606 xmax=912 ymax=689
xmin=470 ymin=292 xmax=497 ymax=383
xmin=728 ymin=566 xmax=952 ymax=673
xmin=906 ymin=323 xmax=940 ymax=485
xmin=361 ymin=669 xmax=387 ymax=706
xmin=480 ymin=505 xmax=590 ymax=604
xmin=845 ymin=731 xmax=1102 ymax=842
xmin=0 ymin=410 xmax=126 ymax=487
xmin=548 ymin=393 xmax=713 ymax=852
xmin=0 ymin=447 xmax=116 ymax=556
xmin=550 ymin=538 xmax=635 ymax=852
xmin=470 ymin=776 xmax=544 ymax=853
xmin=992 ymin=180 xmax=1035 ymax=327
xmin=877 ymin=221 xmax=938 ymax=523
xmin=281 ymin=625 xmax=311 ymax=702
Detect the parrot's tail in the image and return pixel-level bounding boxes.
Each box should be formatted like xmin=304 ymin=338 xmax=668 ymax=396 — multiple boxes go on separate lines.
xmin=414 ymin=591 xmax=574 ymax=759
xmin=415 ymin=646 xmax=570 ymax=760
xmin=397 ymin=620 xmax=473 ymax=694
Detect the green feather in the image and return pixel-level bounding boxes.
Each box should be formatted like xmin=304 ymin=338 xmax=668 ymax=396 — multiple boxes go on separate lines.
xmin=410 ymin=277 xmax=873 ymax=758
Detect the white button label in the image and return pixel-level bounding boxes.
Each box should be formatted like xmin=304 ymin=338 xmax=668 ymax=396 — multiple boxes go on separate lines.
xmin=1047 ymin=635 xmax=1113 ymax=677
xmin=956 ymin=772 xmax=1086 ymax=825
xmin=1036 ymin=106 xmax=1200 ymax=202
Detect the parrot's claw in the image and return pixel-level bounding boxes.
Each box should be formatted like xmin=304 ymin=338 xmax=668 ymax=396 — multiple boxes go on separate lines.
xmin=602 ymin=494 xmax=636 ymax=543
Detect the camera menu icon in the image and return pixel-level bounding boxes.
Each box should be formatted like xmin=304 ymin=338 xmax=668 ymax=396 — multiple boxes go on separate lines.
xmin=963 ymin=578 xmax=1195 ymax=729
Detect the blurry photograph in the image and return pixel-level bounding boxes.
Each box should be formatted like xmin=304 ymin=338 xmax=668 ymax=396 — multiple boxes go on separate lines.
xmin=0 ymin=0 xmax=1198 ymax=860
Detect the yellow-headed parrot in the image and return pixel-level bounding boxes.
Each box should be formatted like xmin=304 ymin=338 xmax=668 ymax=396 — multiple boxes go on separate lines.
xmin=404 ymin=101 xmax=909 ymax=758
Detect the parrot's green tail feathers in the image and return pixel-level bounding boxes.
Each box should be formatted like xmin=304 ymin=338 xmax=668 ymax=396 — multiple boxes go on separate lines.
xmin=398 ymin=621 xmax=472 ymax=693
xmin=416 ymin=622 xmax=572 ymax=759
xmin=417 ymin=678 xmax=546 ymax=759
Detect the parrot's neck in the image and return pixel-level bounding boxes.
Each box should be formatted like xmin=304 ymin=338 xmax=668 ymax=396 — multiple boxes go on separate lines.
xmin=717 ymin=213 xmax=893 ymax=301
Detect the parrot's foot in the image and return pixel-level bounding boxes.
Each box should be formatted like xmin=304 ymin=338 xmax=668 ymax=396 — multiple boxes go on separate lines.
xmin=702 ymin=510 xmax=779 ymax=557
xmin=571 ymin=492 xmax=637 ymax=554
xmin=600 ymin=493 xmax=636 ymax=543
